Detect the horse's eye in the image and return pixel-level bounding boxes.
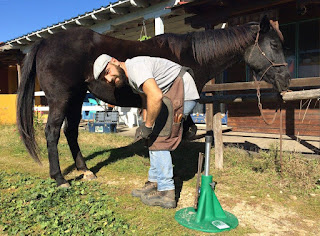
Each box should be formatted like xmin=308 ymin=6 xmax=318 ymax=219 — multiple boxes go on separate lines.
xmin=270 ymin=41 xmax=279 ymax=49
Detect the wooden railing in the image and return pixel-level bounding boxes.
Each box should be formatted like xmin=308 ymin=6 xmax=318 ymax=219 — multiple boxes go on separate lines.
xmin=202 ymin=77 xmax=320 ymax=92
xmin=200 ymin=77 xmax=320 ymax=169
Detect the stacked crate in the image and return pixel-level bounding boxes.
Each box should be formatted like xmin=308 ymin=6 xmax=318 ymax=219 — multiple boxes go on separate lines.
xmin=88 ymin=111 xmax=119 ymax=133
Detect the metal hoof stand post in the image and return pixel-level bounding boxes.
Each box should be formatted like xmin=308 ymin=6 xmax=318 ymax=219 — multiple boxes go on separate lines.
xmin=175 ymin=135 xmax=238 ymax=233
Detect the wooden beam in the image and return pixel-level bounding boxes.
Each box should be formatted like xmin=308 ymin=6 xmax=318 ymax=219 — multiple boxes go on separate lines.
xmin=282 ymin=88 xmax=320 ymax=101
xmin=185 ymin=11 xmax=229 ymax=29
xmin=226 ymin=0 xmax=293 ymax=16
xmin=200 ymin=93 xmax=278 ymax=104
xmin=129 ymin=0 xmax=149 ymax=8
xmin=288 ymin=77 xmax=320 ymax=88
xmin=184 ymin=0 xmax=231 ymax=14
xmin=61 ymin=23 xmax=78 ymax=30
xmin=110 ymin=6 xmax=129 ymax=15
xmin=91 ymin=13 xmax=110 ymax=21
xmin=200 ymin=88 xmax=320 ymax=104
xmin=203 ymin=80 xmax=272 ymax=92
xmin=202 ymin=77 xmax=320 ymax=92
xmin=184 ymin=0 xmax=294 ymax=28
xmin=75 ymin=19 xmax=94 ymax=26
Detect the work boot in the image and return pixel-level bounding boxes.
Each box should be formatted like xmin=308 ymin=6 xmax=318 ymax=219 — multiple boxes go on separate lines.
xmin=141 ymin=189 xmax=176 ymax=208
xmin=131 ymin=181 xmax=157 ymax=198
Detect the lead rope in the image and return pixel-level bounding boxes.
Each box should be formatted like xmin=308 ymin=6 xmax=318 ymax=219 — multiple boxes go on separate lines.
xmin=249 ymin=32 xmax=285 ymax=125
xmin=253 ymin=74 xmax=279 ymax=125
xmin=249 ymin=28 xmax=288 ymax=176
xmin=253 ymin=74 xmax=283 ymax=173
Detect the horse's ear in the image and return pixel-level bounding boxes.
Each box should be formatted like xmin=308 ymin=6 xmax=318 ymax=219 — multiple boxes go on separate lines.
xmin=260 ymin=15 xmax=271 ymax=33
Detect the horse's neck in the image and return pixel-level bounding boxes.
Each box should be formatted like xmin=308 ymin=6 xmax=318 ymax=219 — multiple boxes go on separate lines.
xmin=145 ymin=36 xmax=194 ymax=64
xmin=195 ymin=27 xmax=255 ymax=83
xmin=203 ymin=53 xmax=244 ymax=84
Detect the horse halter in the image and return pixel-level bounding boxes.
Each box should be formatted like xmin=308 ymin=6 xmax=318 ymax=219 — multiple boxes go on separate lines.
xmin=249 ymin=32 xmax=288 ymax=125
xmin=248 ymin=31 xmax=288 ymax=82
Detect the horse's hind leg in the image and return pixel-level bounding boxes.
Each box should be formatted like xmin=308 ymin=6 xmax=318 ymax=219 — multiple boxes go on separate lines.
xmin=45 ymin=102 xmax=69 ymax=187
xmin=63 ymin=95 xmax=96 ymax=180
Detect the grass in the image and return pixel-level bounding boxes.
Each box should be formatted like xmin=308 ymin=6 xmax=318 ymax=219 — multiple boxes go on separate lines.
xmin=0 ymin=124 xmax=319 ymax=235
xmin=0 ymin=172 xmax=131 ymax=235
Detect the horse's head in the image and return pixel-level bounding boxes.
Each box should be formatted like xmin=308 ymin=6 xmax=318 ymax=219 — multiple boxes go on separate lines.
xmin=244 ymin=16 xmax=291 ymax=92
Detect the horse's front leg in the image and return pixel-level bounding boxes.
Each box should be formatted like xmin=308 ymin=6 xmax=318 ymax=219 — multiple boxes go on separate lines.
xmin=45 ymin=106 xmax=69 ymax=187
xmin=63 ymin=99 xmax=96 ymax=181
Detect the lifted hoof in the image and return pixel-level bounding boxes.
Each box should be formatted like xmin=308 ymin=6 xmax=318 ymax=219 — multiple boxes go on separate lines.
xmin=59 ymin=182 xmax=71 ymax=188
xmin=83 ymin=171 xmax=97 ymax=180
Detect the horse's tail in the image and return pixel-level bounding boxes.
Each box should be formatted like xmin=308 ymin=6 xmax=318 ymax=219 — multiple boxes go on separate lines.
xmin=17 ymin=39 xmax=43 ymax=164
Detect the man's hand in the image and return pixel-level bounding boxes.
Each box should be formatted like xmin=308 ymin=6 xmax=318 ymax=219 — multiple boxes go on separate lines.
xmin=135 ymin=123 xmax=153 ymax=141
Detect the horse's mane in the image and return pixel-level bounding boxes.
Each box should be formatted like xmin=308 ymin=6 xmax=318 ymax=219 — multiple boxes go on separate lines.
xmin=153 ymin=23 xmax=258 ymax=65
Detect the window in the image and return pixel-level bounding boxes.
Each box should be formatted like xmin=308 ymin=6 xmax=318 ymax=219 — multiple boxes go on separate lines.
xmin=281 ymin=23 xmax=296 ymax=78
xmin=280 ymin=19 xmax=320 ymax=78
xmin=298 ymin=19 xmax=320 ymax=77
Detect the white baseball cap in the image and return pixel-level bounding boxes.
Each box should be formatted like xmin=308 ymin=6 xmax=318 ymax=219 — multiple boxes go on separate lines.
xmin=93 ymin=54 xmax=112 ymax=80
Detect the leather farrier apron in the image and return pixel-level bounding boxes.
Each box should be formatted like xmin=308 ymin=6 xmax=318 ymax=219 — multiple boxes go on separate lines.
xmin=148 ymin=68 xmax=190 ymax=151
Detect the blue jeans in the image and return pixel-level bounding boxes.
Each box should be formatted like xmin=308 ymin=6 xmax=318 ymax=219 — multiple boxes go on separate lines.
xmin=148 ymin=100 xmax=197 ymax=191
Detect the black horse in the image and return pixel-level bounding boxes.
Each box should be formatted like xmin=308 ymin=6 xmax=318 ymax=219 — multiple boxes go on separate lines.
xmin=17 ymin=16 xmax=291 ymax=187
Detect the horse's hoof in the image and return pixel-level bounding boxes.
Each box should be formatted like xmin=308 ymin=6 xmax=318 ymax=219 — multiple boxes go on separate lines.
xmin=83 ymin=171 xmax=97 ymax=180
xmin=59 ymin=182 xmax=71 ymax=188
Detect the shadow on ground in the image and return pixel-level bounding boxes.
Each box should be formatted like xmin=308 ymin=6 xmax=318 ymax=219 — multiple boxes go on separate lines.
xmin=62 ymin=139 xmax=148 ymax=177
xmin=62 ymin=138 xmax=206 ymax=202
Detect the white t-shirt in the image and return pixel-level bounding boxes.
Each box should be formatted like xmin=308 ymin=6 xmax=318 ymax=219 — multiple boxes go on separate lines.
xmin=125 ymin=56 xmax=199 ymax=100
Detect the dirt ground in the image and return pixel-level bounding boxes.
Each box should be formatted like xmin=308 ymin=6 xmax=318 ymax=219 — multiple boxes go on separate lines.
xmin=97 ymin=174 xmax=319 ymax=235
xmin=178 ymin=185 xmax=319 ymax=235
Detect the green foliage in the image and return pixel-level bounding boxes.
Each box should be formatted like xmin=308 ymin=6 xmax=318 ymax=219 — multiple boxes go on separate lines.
xmin=138 ymin=35 xmax=151 ymax=41
xmin=0 ymin=171 xmax=132 ymax=235
xmin=33 ymin=111 xmax=44 ymax=128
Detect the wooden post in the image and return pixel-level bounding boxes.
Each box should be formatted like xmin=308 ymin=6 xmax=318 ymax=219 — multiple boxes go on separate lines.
xmin=205 ymin=79 xmax=215 ymax=132
xmin=213 ymin=72 xmax=224 ymax=169
xmin=205 ymin=99 xmax=213 ymax=131
xmin=17 ymin=63 xmax=22 ymax=86
xmin=213 ymin=102 xmax=223 ymax=169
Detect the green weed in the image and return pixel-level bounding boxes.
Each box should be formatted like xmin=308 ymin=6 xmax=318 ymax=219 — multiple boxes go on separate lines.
xmin=0 ymin=171 xmax=133 ymax=235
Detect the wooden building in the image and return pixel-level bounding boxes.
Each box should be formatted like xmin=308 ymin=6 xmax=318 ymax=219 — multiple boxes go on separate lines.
xmin=0 ymin=0 xmax=319 ymax=135
xmin=177 ymin=0 xmax=320 ymax=136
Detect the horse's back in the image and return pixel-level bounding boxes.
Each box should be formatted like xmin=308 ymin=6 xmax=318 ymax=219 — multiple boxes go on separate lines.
xmin=36 ymin=28 xmax=98 ymax=86
xmin=32 ymin=28 xmax=97 ymax=102
xmin=37 ymin=27 xmax=97 ymax=63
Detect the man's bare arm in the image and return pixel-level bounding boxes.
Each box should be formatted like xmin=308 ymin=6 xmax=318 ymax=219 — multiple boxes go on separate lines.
xmin=139 ymin=93 xmax=147 ymax=122
xmin=141 ymin=78 xmax=163 ymax=128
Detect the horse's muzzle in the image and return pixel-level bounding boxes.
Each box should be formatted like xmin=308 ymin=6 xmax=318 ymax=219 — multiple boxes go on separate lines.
xmin=275 ymin=72 xmax=291 ymax=92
